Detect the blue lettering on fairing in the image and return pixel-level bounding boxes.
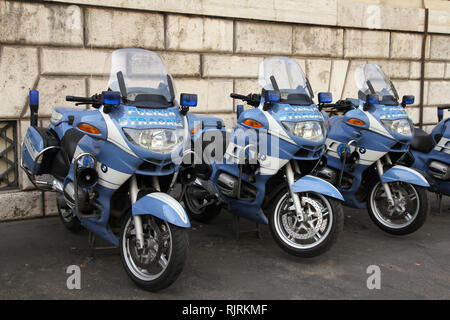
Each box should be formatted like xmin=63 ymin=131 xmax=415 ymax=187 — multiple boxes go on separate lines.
xmin=379 ymin=106 xmax=408 ymax=120
xmin=119 ymin=107 xmax=183 ymax=127
xmin=279 ymin=105 xmax=322 ymax=121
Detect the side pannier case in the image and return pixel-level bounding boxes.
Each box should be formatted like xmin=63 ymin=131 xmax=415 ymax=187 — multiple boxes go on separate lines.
xmin=22 ymin=126 xmax=59 ymax=175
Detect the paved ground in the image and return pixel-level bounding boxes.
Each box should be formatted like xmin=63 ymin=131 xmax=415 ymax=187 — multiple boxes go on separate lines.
xmin=0 ymin=194 xmax=449 ymax=300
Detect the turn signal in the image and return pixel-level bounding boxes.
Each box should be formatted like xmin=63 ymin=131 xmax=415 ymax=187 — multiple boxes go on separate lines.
xmin=347 ymin=118 xmax=365 ymax=126
xmin=78 ymin=123 xmax=101 ymax=134
xmin=243 ymin=119 xmax=263 ymax=128
xmin=191 ymin=124 xmax=201 ymax=135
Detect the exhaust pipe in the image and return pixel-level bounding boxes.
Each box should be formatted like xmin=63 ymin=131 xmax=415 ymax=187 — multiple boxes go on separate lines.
xmin=29 ymin=90 xmax=39 ymax=127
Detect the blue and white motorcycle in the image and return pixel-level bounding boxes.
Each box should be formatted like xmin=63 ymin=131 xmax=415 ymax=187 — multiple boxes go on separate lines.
xmin=316 ymin=63 xmax=430 ymax=235
xmin=179 ymin=57 xmax=344 ymax=257
xmin=400 ymin=106 xmax=450 ymax=212
xmin=21 ymin=48 xmax=197 ymax=291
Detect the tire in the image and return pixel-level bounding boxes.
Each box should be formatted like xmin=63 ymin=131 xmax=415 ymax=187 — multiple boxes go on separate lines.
xmin=268 ymin=188 xmax=344 ymax=258
xmin=367 ymin=181 xmax=428 ymax=235
xmin=56 ymin=197 xmax=83 ymax=233
xmin=183 ymin=184 xmax=221 ymax=223
xmin=120 ymin=212 xmax=188 ymax=292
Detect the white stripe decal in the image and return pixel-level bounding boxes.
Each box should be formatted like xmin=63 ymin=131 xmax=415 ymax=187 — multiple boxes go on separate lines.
xmin=391 ymin=165 xmax=429 ymax=184
xmin=147 ymin=192 xmax=188 ymax=224
xmin=101 ymin=111 xmax=137 ymax=157
xmin=325 ymin=138 xmax=385 ymax=166
xmin=434 ymin=137 xmax=450 ymax=154
xmin=365 ymin=111 xmax=392 ymax=138
xmin=262 ymin=110 xmax=296 ymax=145
xmin=96 ymin=162 xmax=131 ymax=188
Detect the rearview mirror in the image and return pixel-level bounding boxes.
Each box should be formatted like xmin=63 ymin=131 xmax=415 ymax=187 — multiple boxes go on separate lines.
xmin=438 ymin=106 xmax=450 ymax=122
xmin=401 ymin=95 xmax=414 ymax=107
xmin=180 ymin=93 xmax=198 ymax=107
xmin=318 ymin=92 xmax=332 ymax=104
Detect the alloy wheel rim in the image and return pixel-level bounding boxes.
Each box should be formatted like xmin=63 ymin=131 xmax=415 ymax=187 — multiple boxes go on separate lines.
xmin=122 ymin=216 xmax=172 ymax=281
xmin=274 ymin=192 xmax=333 ymax=249
xmin=370 ymin=181 xmax=420 ymax=229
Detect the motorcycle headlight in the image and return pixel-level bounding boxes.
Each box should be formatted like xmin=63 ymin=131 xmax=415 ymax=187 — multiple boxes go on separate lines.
xmin=123 ymin=128 xmax=184 ymax=153
xmin=381 ymin=118 xmax=414 ymax=136
xmin=282 ymin=121 xmax=324 ymax=142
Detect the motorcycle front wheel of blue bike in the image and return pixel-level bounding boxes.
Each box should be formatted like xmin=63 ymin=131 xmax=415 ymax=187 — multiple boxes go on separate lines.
xmin=268 ymin=189 xmax=344 ymax=258
xmin=119 ymin=212 xmax=188 ymax=292
xmin=367 ymin=181 xmax=428 ymax=235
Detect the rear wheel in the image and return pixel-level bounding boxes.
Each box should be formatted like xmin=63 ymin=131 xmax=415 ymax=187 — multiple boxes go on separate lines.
xmin=56 ymin=197 xmax=82 ymax=232
xmin=120 ymin=213 xmax=188 ymax=291
xmin=183 ymin=184 xmax=221 ymax=222
xmin=268 ymin=188 xmax=344 ymax=257
xmin=367 ymin=181 xmax=428 ymax=235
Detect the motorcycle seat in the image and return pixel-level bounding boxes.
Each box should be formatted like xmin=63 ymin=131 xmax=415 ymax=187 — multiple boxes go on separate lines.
xmin=51 ymin=128 xmax=85 ymax=180
xmin=410 ymin=128 xmax=434 ymax=153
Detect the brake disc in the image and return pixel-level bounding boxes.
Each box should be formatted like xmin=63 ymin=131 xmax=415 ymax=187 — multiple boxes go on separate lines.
xmin=130 ymin=218 xmax=164 ymax=269
xmin=282 ymin=197 xmax=323 ymax=240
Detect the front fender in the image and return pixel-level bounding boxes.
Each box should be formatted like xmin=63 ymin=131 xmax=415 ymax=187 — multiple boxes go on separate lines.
xmin=132 ymin=192 xmax=190 ymax=228
xmin=292 ymin=175 xmax=344 ymax=201
xmin=381 ymin=165 xmax=430 ymax=187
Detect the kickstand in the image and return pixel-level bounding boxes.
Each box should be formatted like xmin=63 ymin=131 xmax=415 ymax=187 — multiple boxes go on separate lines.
xmin=88 ymin=231 xmax=96 ymax=258
xmin=232 ymin=214 xmax=261 ymax=240
xmin=437 ymin=193 xmax=443 ymax=215
xmin=87 ymin=231 xmax=117 ymax=257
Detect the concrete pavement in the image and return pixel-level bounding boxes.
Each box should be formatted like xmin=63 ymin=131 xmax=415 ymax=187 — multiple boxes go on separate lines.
xmin=0 ymin=195 xmax=449 ymax=299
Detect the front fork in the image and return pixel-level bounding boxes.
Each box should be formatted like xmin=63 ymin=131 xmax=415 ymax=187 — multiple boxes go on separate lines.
xmin=285 ymin=162 xmax=306 ymax=221
xmin=375 ymin=156 xmax=395 ymax=206
xmin=130 ymin=175 xmax=145 ymax=249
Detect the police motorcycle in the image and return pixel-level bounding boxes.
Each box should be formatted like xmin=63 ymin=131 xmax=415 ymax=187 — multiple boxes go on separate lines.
xmin=179 ymin=57 xmax=345 ymax=257
xmin=21 ymin=48 xmax=199 ymax=291
xmin=316 ymin=63 xmax=430 ymax=235
xmin=400 ymin=106 xmax=450 ymax=212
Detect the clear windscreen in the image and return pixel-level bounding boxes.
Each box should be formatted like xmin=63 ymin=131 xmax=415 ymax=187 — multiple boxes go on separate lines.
xmin=258 ymin=57 xmax=313 ymax=105
xmin=354 ymin=64 xmax=399 ymax=105
xmin=107 ymin=48 xmax=175 ymax=107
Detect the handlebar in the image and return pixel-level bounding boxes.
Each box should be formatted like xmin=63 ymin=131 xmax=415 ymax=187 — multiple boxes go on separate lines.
xmin=230 ymin=93 xmax=261 ymax=107
xmin=230 ymin=93 xmax=248 ymax=100
xmin=66 ymin=94 xmax=103 ymax=109
xmin=66 ymin=95 xmax=96 ymax=103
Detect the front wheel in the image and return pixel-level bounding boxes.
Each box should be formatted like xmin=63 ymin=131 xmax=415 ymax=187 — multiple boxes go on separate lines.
xmin=120 ymin=213 xmax=188 ymax=291
xmin=367 ymin=181 xmax=428 ymax=235
xmin=268 ymin=189 xmax=344 ymax=258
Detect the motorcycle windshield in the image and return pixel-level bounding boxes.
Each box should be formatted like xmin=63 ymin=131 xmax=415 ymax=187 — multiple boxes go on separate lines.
xmin=258 ymin=57 xmax=313 ymax=106
xmin=355 ymin=64 xmax=399 ymax=105
xmin=107 ymin=48 xmax=175 ymax=107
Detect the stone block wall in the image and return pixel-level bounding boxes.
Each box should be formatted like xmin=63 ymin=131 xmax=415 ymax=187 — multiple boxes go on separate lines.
xmin=0 ymin=0 xmax=449 ymax=220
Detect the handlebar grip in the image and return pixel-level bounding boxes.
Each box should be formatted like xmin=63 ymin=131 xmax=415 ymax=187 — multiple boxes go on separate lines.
xmin=66 ymin=96 xmax=92 ymax=102
xmin=230 ymin=93 xmax=248 ymax=100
